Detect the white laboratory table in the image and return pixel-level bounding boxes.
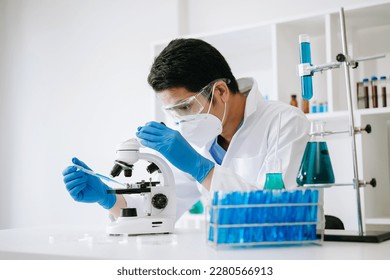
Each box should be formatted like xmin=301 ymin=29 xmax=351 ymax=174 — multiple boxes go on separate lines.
xmin=0 ymin=225 xmax=390 ymax=260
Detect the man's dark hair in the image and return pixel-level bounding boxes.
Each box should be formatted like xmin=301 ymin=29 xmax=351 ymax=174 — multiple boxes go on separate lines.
xmin=148 ymin=38 xmax=239 ymax=94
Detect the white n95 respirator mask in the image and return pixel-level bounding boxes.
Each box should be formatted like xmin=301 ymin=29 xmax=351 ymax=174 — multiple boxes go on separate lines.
xmin=176 ymin=113 xmax=223 ymax=147
xmin=176 ymin=83 xmax=227 ymax=147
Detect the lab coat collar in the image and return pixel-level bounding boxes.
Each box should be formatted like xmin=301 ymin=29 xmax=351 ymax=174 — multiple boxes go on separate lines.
xmin=236 ymin=77 xmax=264 ymax=120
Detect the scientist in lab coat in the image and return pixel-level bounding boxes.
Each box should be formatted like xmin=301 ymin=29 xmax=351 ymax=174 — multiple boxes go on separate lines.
xmin=62 ymin=38 xmax=309 ymax=220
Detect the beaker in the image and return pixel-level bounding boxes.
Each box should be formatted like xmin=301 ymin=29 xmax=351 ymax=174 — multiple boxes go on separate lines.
xmin=296 ymin=121 xmax=335 ymax=186
xmin=264 ymin=158 xmax=285 ymax=190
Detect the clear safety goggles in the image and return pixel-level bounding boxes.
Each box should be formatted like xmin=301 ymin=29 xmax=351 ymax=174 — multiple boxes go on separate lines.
xmin=163 ymin=78 xmax=230 ymax=120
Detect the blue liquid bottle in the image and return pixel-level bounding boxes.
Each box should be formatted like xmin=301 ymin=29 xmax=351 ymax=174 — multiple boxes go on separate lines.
xmin=296 ymin=121 xmax=335 ymax=186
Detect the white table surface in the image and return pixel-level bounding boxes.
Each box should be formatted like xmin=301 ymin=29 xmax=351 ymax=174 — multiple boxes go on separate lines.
xmin=1 ymin=225 xmax=390 ymax=260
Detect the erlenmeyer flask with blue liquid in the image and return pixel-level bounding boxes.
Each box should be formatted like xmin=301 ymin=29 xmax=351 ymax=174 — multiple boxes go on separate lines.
xmin=264 ymin=158 xmax=285 ymax=190
xmin=296 ymin=120 xmax=335 ymax=186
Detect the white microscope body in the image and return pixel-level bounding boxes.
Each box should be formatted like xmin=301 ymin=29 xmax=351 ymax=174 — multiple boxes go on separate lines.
xmin=106 ymin=138 xmax=176 ymax=235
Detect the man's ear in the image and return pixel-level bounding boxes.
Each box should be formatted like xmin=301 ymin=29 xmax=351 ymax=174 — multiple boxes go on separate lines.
xmin=214 ymin=81 xmax=230 ymax=103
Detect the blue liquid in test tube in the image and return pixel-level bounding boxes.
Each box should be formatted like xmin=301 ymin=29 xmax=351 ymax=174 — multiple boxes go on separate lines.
xmin=219 ymin=193 xmax=230 ymax=244
xmin=209 ymin=192 xmax=219 ymax=242
xmin=299 ymin=34 xmax=313 ymax=100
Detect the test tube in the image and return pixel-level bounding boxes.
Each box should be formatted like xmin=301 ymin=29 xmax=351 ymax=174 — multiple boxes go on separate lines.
xmin=299 ymin=34 xmax=313 ymax=100
xmin=363 ymin=78 xmax=370 ymax=109
xmin=380 ymin=76 xmax=387 ymax=107
xmin=371 ymin=76 xmax=378 ymax=108
xmin=253 ymin=191 xmax=264 ymax=243
xmin=209 ymin=192 xmax=219 ymax=242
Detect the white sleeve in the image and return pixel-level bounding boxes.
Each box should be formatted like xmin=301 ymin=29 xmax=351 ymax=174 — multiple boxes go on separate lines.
xmin=210 ymin=164 xmax=258 ymax=192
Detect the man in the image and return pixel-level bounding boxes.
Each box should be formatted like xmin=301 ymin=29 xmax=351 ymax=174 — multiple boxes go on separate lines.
xmin=63 ymin=38 xmax=309 ymax=220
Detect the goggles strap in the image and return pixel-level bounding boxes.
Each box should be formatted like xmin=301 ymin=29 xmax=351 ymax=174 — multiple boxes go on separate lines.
xmin=206 ymin=83 xmax=217 ymax=114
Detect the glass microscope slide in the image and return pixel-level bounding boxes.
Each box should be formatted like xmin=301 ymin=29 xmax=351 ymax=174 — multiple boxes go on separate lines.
xmin=73 ymin=164 xmax=127 ymax=187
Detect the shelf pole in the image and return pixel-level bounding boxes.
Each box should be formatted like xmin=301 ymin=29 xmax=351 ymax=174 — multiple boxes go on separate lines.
xmin=339 ymin=7 xmax=364 ymax=236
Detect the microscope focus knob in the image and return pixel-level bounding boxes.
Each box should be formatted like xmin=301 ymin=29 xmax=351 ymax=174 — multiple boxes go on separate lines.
xmin=152 ymin=193 xmax=168 ymax=209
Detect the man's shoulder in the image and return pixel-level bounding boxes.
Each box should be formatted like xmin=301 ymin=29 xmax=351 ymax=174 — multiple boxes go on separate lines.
xmin=259 ymin=100 xmax=308 ymax=119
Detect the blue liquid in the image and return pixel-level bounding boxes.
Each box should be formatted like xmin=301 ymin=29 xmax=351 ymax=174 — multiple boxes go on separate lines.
xmin=296 ymin=142 xmax=335 ymax=185
xmin=300 ymin=42 xmax=313 ymax=100
xmin=264 ymin=173 xmax=285 ymax=190
xmin=189 ymin=200 xmax=204 ymax=214
xmin=208 ymin=190 xmax=320 ymax=244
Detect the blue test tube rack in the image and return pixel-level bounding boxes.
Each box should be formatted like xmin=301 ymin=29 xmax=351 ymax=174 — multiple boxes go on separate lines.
xmin=208 ymin=189 xmax=324 ymax=247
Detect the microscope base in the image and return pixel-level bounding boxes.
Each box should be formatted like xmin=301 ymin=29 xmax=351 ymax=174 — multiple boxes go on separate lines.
xmin=322 ymin=229 xmax=390 ymax=243
xmin=106 ymin=216 xmax=175 ymax=235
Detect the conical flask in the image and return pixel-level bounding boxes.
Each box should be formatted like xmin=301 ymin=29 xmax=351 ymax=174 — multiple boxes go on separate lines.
xmin=296 ymin=121 xmax=335 ymax=186
xmin=264 ymin=158 xmax=285 ymax=190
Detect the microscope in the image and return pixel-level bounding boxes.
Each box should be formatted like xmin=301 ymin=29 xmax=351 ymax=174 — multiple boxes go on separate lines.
xmin=106 ymin=138 xmax=176 ymax=235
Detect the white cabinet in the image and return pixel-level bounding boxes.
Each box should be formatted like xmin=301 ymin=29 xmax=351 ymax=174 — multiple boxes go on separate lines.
xmin=152 ymin=2 xmax=390 ymax=230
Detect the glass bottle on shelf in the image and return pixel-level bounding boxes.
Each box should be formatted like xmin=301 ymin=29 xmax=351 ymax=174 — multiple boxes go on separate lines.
xmin=296 ymin=121 xmax=335 ymax=186
xmin=290 ymin=94 xmax=298 ymax=107
xmin=363 ymin=78 xmax=370 ymax=109
xmin=264 ymin=158 xmax=285 ymax=190
xmin=380 ymin=76 xmax=387 ymax=108
xmin=319 ymin=102 xmax=324 ymax=113
xmin=311 ymin=100 xmax=317 ymax=113
xmin=371 ymin=76 xmax=378 ymax=108
xmin=356 ymin=81 xmax=365 ymax=109
xmin=302 ymin=99 xmax=309 ymax=114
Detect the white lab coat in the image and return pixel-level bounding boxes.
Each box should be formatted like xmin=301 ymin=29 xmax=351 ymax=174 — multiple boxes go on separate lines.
xmin=173 ymin=77 xmax=310 ymax=219
xmin=125 ymin=77 xmax=310 ymax=221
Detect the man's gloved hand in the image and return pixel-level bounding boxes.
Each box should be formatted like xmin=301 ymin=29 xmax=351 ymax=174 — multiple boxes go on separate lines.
xmin=136 ymin=121 xmax=215 ymax=183
xmin=62 ymin=157 xmax=116 ymax=209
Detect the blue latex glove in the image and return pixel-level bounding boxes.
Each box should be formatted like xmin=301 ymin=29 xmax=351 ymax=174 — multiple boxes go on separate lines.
xmin=62 ymin=157 xmax=116 ymax=209
xmin=136 ymin=121 xmax=215 ymax=183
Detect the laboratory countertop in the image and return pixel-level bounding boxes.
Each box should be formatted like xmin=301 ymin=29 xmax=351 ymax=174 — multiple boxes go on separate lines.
xmin=0 ymin=225 xmax=390 ymax=260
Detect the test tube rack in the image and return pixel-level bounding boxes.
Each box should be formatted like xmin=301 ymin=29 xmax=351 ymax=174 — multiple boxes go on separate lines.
xmin=297 ymin=7 xmax=390 ymax=243
xmin=207 ymin=189 xmax=324 ymax=248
